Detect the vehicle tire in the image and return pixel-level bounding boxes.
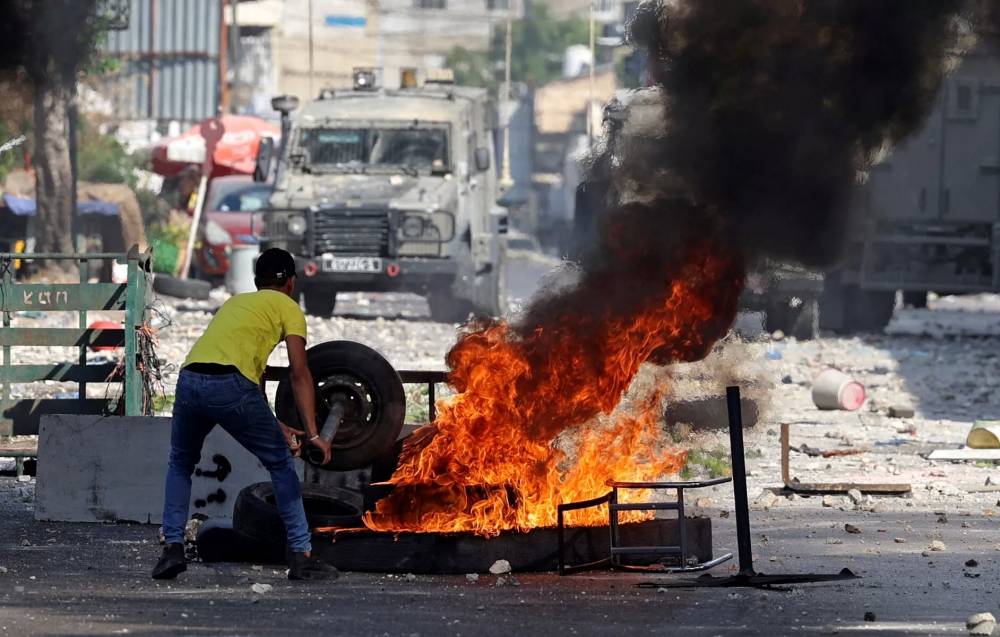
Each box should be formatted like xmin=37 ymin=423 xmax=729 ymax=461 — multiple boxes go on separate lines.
xmin=195 ymin=519 xmax=283 ymax=564
xmin=274 ymin=341 xmax=406 ymax=471
xmin=843 ymin=287 xmax=895 ymax=333
xmin=473 ymin=245 xmax=508 ymax=319
xmin=232 ymin=482 xmax=365 ymax=549
xmin=766 ymin=297 xmax=818 ymax=339
xmin=303 ymin=287 xmax=337 ymax=317
xmin=153 ymin=274 xmax=212 ymax=300
xmin=902 ymin=291 xmax=927 ymax=308
xmin=427 ymin=291 xmax=474 ymax=323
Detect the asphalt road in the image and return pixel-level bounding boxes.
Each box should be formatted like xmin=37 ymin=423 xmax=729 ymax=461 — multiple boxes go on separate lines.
xmin=0 ymin=481 xmax=995 ymax=636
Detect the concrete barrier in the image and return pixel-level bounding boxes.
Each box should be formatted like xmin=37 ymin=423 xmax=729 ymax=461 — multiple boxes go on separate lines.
xmin=35 ymin=415 xmax=301 ymax=524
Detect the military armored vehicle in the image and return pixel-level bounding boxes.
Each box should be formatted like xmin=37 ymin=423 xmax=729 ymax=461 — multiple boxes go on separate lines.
xmin=254 ymin=70 xmax=507 ymax=321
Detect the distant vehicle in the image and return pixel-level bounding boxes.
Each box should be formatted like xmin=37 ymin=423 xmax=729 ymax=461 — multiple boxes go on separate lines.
xmin=254 ymin=69 xmax=508 ymax=321
xmin=820 ymin=42 xmax=1000 ymax=332
xmin=194 ymin=175 xmax=271 ymax=277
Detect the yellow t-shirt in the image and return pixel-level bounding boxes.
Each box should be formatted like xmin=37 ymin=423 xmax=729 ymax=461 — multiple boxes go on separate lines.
xmin=183 ymin=289 xmax=307 ymax=383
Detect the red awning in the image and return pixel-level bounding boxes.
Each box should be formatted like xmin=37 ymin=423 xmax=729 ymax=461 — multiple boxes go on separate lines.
xmin=151 ymin=115 xmax=279 ymax=179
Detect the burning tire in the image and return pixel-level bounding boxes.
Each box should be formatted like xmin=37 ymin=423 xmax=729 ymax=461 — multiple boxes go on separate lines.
xmin=232 ymin=482 xmax=365 ymax=548
xmin=275 ymin=340 xmax=406 ymax=471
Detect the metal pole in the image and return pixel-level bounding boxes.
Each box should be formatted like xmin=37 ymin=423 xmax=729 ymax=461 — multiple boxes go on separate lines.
xmin=726 ymin=385 xmax=755 ymax=576
xmin=499 ymin=1 xmax=514 ymax=189
xmin=377 ymin=0 xmax=385 ymax=71
xmin=308 ymin=0 xmax=315 ymax=97
xmin=230 ymin=0 xmax=240 ymax=114
xmin=587 ymin=0 xmax=596 ymax=146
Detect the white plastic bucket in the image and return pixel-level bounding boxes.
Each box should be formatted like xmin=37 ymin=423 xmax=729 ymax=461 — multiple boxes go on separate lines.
xmin=225 ymin=245 xmax=260 ymax=295
xmin=812 ymin=369 xmax=866 ymax=411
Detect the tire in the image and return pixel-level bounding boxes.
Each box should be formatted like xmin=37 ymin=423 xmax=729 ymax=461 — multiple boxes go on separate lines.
xmin=303 ymin=287 xmax=337 ymax=317
xmin=843 ymin=287 xmax=895 ymax=333
xmin=275 ymin=341 xmax=406 ymax=471
xmin=427 ymin=291 xmax=474 ymax=323
xmin=765 ymin=297 xmax=818 ymax=339
xmin=902 ymin=291 xmax=927 ymax=309
xmin=195 ymin=519 xmax=284 ymax=564
xmin=473 ymin=245 xmax=508 ymax=319
xmin=232 ymin=482 xmax=365 ymax=549
xmin=153 ymin=274 xmax=212 ymax=300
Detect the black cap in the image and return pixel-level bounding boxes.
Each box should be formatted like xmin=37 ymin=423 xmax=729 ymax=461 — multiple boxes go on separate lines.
xmin=255 ymin=247 xmax=296 ymax=282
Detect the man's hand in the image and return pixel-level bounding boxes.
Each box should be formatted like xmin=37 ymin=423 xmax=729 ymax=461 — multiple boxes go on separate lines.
xmin=278 ymin=420 xmax=305 ymax=457
xmin=308 ymin=436 xmax=333 ymax=465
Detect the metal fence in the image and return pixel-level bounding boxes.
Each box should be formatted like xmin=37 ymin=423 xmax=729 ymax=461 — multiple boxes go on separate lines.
xmin=98 ymin=0 xmax=222 ymax=123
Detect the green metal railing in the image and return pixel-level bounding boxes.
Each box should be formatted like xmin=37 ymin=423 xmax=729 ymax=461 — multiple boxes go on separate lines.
xmin=0 ymin=248 xmax=151 ymax=436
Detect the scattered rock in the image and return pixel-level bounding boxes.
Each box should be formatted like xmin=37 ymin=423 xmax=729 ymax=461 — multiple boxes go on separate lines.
xmin=0 ymin=566 xmax=7 ymax=573
xmin=864 ymin=611 xmax=876 ymax=622
xmin=888 ymin=405 xmax=915 ymax=419
xmin=405 ymin=573 xmax=417 ymax=582
xmin=466 ymin=573 xmax=479 ymax=583
xmin=250 ymin=565 xmax=263 ymax=572
xmin=489 ymin=559 xmax=512 ymax=575
xmin=965 ymin=559 xmax=979 ymax=568
xmin=822 ymin=495 xmax=842 ymax=508
xmin=893 ymin=537 xmax=906 ymax=544
xmin=844 ymin=524 xmax=862 ymax=534
xmin=781 ymin=375 xmax=794 ymax=384
xmin=754 ymin=491 xmax=778 ymax=510
xmin=16 ymin=475 xmax=31 ymax=483
xmin=936 ymin=514 xmax=948 ymax=524
xmin=928 ymin=540 xmax=946 ymax=552
xmin=846 ymin=489 xmax=864 ymax=506
xmin=967 ymin=613 xmax=996 ymax=636
xmin=694 ymin=497 xmax=714 ymax=509
xmin=250 ymin=583 xmax=272 ymax=595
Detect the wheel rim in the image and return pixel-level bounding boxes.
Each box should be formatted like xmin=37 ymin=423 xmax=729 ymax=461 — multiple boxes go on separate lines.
xmin=315 ymin=373 xmax=382 ymax=451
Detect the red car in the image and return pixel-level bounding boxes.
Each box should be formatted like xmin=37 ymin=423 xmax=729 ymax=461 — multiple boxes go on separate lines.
xmin=195 ymin=175 xmax=272 ymax=277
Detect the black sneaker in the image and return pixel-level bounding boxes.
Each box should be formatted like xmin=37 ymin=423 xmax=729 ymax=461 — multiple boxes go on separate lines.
xmin=287 ymin=552 xmax=339 ymax=581
xmin=152 ymin=543 xmax=187 ymax=580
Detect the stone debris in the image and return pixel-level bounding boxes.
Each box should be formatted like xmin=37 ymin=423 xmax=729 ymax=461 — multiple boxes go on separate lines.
xmin=846 ymin=489 xmax=864 ymax=506
xmin=864 ymin=612 xmax=876 ymax=622
xmin=489 ymin=559 xmax=512 ymax=575
xmin=405 ymin=573 xmax=417 ymax=582
xmin=0 ymin=566 xmax=7 ymax=573
xmin=250 ymin=583 xmax=272 ymax=595
xmin=893 ymin=537 xmax=906 ymax=544
xmin=888 ymin=405 xmax=915 ymax=419
xmin=754 ymin=491 xmax=779 ymax=510
xmin=465 ymin=573 xmax=479 ymax=583
xmin=928 ymin=540 xmax=947 ymax=552
xmin=844 ymin=523 xmax=862 ymax=534
xmin=821 ymin=495 xmax=842 ymax=508
xmin=967 ymin=613 xmax=996 ymax=636
xmin=965 ymin=559 xmax=979 ymax=568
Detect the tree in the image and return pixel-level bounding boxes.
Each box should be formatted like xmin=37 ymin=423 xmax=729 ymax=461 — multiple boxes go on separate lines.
xmin=0 ymin=0 xmax=105 ymax=258
xmin=446 ymin=4 xmax=591 ymax=93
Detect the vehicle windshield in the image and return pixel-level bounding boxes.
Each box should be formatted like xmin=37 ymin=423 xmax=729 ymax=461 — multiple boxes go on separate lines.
xmin=295 ymin=127 xmax=449 ymax=174
xmin=208 ymin=181 xmax=272 ymax=212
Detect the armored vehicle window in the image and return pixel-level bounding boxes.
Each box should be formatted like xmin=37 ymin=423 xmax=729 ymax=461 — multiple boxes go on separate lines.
xmin=296 ymin=126 xmax=449 ymax=173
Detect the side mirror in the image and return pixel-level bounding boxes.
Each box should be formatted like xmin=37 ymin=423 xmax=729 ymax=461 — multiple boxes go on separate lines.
xmin=474 ymin=147 xmax=491 ymax=172
xmin=254 ymin=137 xmax=274 ymax=182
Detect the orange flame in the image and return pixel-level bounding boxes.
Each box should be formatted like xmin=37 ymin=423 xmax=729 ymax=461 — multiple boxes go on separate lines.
xmin=364 ymin=244 xmax=743 ymax=536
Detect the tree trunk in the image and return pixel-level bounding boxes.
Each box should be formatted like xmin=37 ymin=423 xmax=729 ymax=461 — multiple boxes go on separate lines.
xmin=32 ymin=71 xmax=75 ymax=256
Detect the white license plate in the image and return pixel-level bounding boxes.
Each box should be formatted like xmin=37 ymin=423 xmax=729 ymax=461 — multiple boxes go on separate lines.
xmin=321 ymin=255 xmax=382 ymax=273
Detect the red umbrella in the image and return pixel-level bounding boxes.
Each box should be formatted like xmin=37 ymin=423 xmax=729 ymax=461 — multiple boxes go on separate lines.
xmin=151 ymin=115 xmax=280 ymax=179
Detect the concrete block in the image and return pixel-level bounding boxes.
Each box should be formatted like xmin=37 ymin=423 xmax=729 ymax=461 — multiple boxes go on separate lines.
xmin=35 ymin=415 xmax=300 ymax=524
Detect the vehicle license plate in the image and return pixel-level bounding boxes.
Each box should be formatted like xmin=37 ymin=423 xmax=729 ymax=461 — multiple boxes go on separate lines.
xmin=321 ymin=255 xmax=382 ymax=273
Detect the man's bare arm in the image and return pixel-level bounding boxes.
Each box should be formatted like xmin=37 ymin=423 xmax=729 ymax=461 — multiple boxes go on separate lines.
xmin=286 ymin=335 xmax=318 ymax=438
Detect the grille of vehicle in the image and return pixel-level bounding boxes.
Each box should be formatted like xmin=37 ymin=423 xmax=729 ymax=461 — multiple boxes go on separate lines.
xmin=312 ymin=208 xmax=390 ymax=256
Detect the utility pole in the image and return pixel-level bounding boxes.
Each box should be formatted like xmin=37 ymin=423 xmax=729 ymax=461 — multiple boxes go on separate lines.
xmin=587 ymin=0 xmax=596 ymax=146
xmin=499 ymin=0 xmax=514 ymax=190
xmin=308 ymin=0 xmax=315 ymax=97
xmin=230 ymin=0 xmax=239 ymax=113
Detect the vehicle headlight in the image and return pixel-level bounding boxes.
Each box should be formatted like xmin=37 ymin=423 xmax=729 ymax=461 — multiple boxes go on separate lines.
xmin=287 ymin=215 xmax=307 ymax=236
xmin=401 ymin=215 xmax=425 ymax=238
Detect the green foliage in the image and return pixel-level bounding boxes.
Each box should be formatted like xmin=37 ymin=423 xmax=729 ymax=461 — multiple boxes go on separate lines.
xmin=0 ymin=121 xmax=24 ymax=184
xmin=446 ymin=4 xmax=591 ymax=92
xmin=76 ymin=117 xmax=138 ymax=186
xmin=680 ymin=448 xmax=732 ymax=479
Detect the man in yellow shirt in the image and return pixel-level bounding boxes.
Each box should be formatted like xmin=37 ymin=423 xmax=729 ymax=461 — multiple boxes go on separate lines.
xmin=153 ymin=248 xmax=337 ymax=581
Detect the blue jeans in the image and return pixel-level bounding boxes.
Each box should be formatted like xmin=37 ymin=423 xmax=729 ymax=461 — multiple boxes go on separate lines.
xmin=162 ymin=369 xmax=311 ymax=553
